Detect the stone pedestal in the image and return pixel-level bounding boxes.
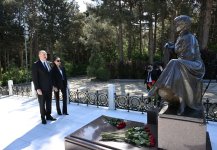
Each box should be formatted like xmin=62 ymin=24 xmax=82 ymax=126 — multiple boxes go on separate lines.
xmin=147 ymin=109 xmax=159 ymax=125
xmin=158 ymin=109 xmax=207 ymax=150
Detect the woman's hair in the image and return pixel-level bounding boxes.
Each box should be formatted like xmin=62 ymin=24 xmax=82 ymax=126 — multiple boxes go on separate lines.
xmin=53 ymin=56 xmax=60 ymax=62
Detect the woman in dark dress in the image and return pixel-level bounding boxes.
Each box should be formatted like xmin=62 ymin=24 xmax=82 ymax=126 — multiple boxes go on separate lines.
xmin=51 ymin=56 xmax=69 ymax=115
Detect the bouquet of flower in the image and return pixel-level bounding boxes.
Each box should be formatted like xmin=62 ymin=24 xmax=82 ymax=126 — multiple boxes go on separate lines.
xmin=104 ymin=117 xmax=126 ymax=129
xmin=101 ymin=125 xmax=155 ymax=147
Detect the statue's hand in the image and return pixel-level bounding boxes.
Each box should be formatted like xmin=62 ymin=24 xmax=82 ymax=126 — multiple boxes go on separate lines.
xmin=164 ymin=42 xmax=175 ymax=53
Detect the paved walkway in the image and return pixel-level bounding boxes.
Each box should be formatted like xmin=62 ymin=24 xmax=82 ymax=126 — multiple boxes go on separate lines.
xmin=0 ymin=95 xmax=216 ymax=150
xmin=0 ymin=96 xmax=147 ymax=150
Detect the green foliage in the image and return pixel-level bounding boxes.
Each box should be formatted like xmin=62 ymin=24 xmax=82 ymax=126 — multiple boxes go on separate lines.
xmin=1 ymin=0 xmax=216 ymax=81
xmin=208 ymin=44 xmax=217 ymax=53
xmin=131 ymin=51 xmax=148 ymax=61
xmin=64 ymin=61 xmax=73 ymax=77
xmin=109 ymin=61 xmax=147 ymax=79
xmin=96 ymin=67 xmax=110 ymax=81
xmin=1 ymin=67 xmax=31 ymax=86
xmin=87 ymin=52 xmax=110 ymax=81
xmin=64 ymin=61 xmax=88 ymax=77
xmin=82 ymin=15 xmax=117 ymax=62
xmin=153 ymin=52 xmax=162 ymax=62
xmin=73 ymin=64 xmax=88 ymax=76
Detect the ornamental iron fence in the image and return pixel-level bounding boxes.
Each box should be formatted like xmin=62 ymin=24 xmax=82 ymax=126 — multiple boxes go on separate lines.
xmin=69 ymin=90 xmax=108 ymax=107
xmin=0 ymin=86 xmax=9 ymax=96
xmin=203 ymin=98 xmax=217 ymax=122
xmin=12 ymin=83 xmax=31 ymax=97
xmin=68 ymin=89 xmax=217 ymax=122
xmin=68 ymin=90 xmax=165 ymax=113
xmin=1 ymin=83 xmax=217 ymax=122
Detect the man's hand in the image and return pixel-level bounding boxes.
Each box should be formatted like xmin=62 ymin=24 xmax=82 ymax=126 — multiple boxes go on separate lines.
xmin=36 ymin=89 xmax=42 ymax=95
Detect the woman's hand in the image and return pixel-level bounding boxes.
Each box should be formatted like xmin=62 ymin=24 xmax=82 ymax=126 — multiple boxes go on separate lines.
xmin=53 ymin=86 xmax=58 ymax=92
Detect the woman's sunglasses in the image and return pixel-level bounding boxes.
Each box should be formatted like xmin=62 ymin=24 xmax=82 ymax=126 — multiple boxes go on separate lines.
xmin=56 ymin=60 xmax=61 ymax=62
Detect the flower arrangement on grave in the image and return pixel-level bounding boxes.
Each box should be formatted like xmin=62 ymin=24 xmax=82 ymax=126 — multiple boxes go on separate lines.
xmin=101 ymin=125 xmax=155 ymax=147
xmin=104 ymin=117 xmax=126 ymax=129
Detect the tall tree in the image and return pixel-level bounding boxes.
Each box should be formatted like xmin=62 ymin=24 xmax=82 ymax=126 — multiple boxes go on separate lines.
xmin=0 ymin=0 xmax=24 ymax=69
xmin=91 ymin=0 xmax=129 ymax=62
xmin=26 ymin=0 xmax=40 ymax=65
xmin=39 ymin=0 xmax=71 ymax=60
xmin=198 ymin=0 xmax=214 ymax=50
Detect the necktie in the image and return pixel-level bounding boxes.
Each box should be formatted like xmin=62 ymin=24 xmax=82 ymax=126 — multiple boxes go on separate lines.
xmin=147 ymin=72 xmax=152 ymax=82
xmin=43 ymin=62 xmax=48 ymax=71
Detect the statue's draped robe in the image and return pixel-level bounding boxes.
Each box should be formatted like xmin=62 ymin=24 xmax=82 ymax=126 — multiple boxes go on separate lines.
xmin=148 ymin=31 xmax=205 ymax=110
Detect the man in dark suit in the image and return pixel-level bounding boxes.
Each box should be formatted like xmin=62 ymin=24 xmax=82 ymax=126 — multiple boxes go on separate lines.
xmin=32 ymin=50 xmax=56 ymax=124
xmin=145 ymin=64 xmax=162 ymax=91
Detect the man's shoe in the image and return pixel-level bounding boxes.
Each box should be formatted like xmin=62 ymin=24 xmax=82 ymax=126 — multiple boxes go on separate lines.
xmin=46 ymin=116 xmax=56 ymax=121
xmin=42 ymin=119 xmax=47 ymax=124
xmin=63 ymin=113 xmax=69 ymax=115
xmin=58 ymin=112 xmax=62 ymax=115
xmin=41 ymin=117 xmax=47 ymax=124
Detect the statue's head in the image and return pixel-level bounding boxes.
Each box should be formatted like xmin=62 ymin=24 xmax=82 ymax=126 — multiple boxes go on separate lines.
xmin=174 ymin=15 xmax=191 ymax=33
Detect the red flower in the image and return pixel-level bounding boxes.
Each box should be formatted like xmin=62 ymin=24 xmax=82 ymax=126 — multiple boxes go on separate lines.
xmin=149 ymin=135 xmax=154 ymax=139
xmin=116 ymin=121 xmax=126 ymax=129
xmin=150 ymin=141 xmax=155 ymax=147
xmin=149 ymin=134 xmax=155 ymax=146
xmin=144 ymin=125 xmax=149 ymax=130
xmin=145 ymin=128 xmax=150 ymax=132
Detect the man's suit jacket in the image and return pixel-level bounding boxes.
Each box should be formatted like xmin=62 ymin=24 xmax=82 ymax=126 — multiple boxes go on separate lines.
xmin=32 ymin=60 xmax=53 ymax=91
xmin=51 ymin=65 xmax=67 ymax=89
xmin=145 ymin=69 xmax=162 ymax=83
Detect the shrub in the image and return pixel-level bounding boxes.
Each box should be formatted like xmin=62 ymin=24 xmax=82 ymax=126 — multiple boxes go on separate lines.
xmin=96 ymin=67 xmax=110 ymax=81
xmin=64 ymin=61 xmax=73 ymax=77
xmin=87 ymin=52 xmax=110 ymax=81
xmin=1 ymin=67 xmax=31 ymax=86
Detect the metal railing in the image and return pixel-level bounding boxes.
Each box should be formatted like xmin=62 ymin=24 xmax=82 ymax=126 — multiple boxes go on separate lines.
xmin=69 ymin=90 xmax=164 ymax=112
xmin=0 ymin=86 xmax=9 ymax=97
xmin=12 ymin=83 xmax=31 ymax=97
xmin=68 ymin=89 xmax=217 ymax=122
xmin=114 ymin=93 xmax=159 ymax=113
xmin=69 ymin=90 xmax=108 ymax=107
xmin=203 ymin=98 xmax=217 ymax=122
xmin=1 ymin=83 xmax=217 ymax=122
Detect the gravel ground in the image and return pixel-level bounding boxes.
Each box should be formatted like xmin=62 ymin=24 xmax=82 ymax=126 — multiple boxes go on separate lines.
xmin=68 ymin=76 xmax=217 ymax=102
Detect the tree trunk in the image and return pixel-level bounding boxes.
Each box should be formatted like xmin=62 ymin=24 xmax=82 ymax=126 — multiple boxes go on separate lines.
xmin=29 ymin=37 xmax=33 ymax=67
xmin=127 ymin=33 xmax=132 ymax=61
xmin=19 ymin=44 xmax=24 ymax=67
xmin=4 ymin=50 xmax=7 ymax=70
xmin=118 ymin=0 xmax=124 ymax=63
xmin=139 ymin=19 xmax=142 ymax=55
xmin=199 ymin=0 xmax=213 ymax=50
xmin=168 ymin=14 xmax=176 ymax=42
xmin=163 ymin=12 xmax=176 ymax=66
xmin=7 ymin=50 xmax=9 ymax=68
xmin=127 ymin=4 xmax=133 ymax=61
xmin=153 ymin=12 xmax=158 ymax=54
xmin=148 ymin=21 xmax=154 ymax=64
xmin=160 ymin=13 xmax=165 ymax=63
xmin=118 ymin=23 xmax=124 ymax=62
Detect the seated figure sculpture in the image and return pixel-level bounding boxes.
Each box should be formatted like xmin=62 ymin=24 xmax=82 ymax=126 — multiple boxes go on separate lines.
xmin=148 ymin=15 xmax=205 ymax=115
